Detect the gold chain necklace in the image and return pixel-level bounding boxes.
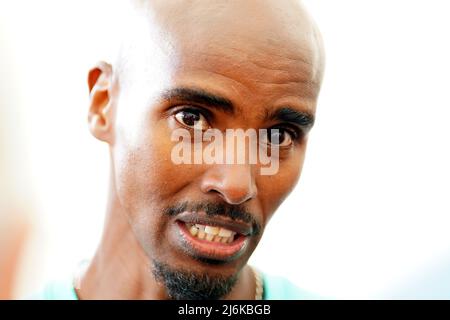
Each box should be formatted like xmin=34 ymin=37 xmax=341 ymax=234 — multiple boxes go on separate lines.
xmin=251 ymin=266 xmax=264 ymax=300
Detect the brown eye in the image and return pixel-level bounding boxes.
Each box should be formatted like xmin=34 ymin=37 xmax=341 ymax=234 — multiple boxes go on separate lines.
xmin=174 ymin=109 xmax=210 ymax=130
xmin=267 ymin=128 xmax=294 ymax=147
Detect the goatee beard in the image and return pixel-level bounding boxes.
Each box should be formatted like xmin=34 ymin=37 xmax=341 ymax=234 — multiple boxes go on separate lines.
xmin=152 ymin=260 xmax=238 ymax=300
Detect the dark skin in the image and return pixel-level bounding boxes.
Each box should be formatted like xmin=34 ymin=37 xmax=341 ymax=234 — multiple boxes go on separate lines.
xmin=79 ymin=0 xmax=324 ymax=299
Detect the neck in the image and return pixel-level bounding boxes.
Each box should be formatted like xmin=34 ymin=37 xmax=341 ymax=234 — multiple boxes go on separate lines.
xmin=77 ymin=179 xmax=256 ymax=299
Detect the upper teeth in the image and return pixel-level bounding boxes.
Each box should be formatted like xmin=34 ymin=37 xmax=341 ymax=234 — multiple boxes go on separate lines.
xmin=204 ymin=226 xmax=220 ymax=235
xmin=187 ymin=223 xmax=236 ymax=243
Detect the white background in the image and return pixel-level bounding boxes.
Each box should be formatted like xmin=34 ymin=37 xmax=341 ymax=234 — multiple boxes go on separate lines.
xmin=1 ymin=0 xmax=449 ymax=299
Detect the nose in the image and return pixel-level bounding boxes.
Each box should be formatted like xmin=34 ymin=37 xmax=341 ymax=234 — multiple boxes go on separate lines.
xmin=200 ymin=164 xmax=257 ymax=205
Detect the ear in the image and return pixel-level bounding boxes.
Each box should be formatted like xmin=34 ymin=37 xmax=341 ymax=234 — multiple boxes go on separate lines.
xmin=87 ymin=61 xmax=114 ymax=143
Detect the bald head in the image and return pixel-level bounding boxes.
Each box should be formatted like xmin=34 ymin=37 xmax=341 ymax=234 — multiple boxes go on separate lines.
xmin=109 ymin=0 xmax=325 ymax=96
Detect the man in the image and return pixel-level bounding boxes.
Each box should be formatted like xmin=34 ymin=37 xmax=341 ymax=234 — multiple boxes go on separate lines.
xmin=35 ymin=0 xmax=325 ymax=299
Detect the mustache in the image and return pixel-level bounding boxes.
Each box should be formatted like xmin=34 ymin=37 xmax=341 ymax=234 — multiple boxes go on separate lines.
xmin=163 ymin=201 xmax=262 ymax=236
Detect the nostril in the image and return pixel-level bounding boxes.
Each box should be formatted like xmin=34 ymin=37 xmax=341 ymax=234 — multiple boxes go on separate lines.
xmin=208 ymin=186 xmax=256 ymax=205
xmin=206 ymin=188 xmax=228 ymax=201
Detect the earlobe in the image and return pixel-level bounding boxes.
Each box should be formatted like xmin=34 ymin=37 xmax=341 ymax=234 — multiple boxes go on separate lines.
xmin=87 ymin=62 xmax=114 ymax=143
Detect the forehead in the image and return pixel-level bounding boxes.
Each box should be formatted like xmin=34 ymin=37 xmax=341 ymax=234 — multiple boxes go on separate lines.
xmin=119 ymin=0 xmax=322 ymax=116
xmin=173 ymin=39 xmax=320 ymax=114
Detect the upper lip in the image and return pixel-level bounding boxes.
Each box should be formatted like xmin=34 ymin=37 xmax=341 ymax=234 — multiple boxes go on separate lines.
xmin=176 ymin=211 xmax=253 ymax=236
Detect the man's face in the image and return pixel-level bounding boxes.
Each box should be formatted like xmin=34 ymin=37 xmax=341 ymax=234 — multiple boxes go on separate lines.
xmin=100 ymin=1 xmax=322 ymax=298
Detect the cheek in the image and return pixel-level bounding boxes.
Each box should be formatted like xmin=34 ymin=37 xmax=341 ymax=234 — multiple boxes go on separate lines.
xmin=112 ymin=120 xmax=203 ymax=223
xmin=257 ymin=147 xmax=305 ymax=224
xmin=110 ymin=123 xmax=199 ymax=254
xmin=113 ymin=121 xmax=184 ymax=218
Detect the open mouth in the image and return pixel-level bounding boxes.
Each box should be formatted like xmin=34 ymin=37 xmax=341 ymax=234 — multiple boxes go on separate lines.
xmin=174 ymin=213 xmax=252 ymax=262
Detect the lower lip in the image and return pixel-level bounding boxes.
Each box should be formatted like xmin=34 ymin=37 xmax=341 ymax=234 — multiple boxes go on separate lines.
xmin=175 ymin=221 xmax=248 ymax=261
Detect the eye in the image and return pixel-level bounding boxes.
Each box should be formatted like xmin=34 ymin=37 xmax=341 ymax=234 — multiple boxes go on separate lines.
xmin=266 ymin=128 xmax=295 ymax=147
xmin=174 ymin=109 xmax=210 ymax=131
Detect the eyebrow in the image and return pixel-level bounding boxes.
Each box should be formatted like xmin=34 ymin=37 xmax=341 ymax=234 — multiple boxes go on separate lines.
xmin=160 ymin=86 xmax=315 ymax=129
xmin=160 ymin=87 xmax=235 ymax=115
xmin=266 ymin=107 xmax=315 ymax=130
